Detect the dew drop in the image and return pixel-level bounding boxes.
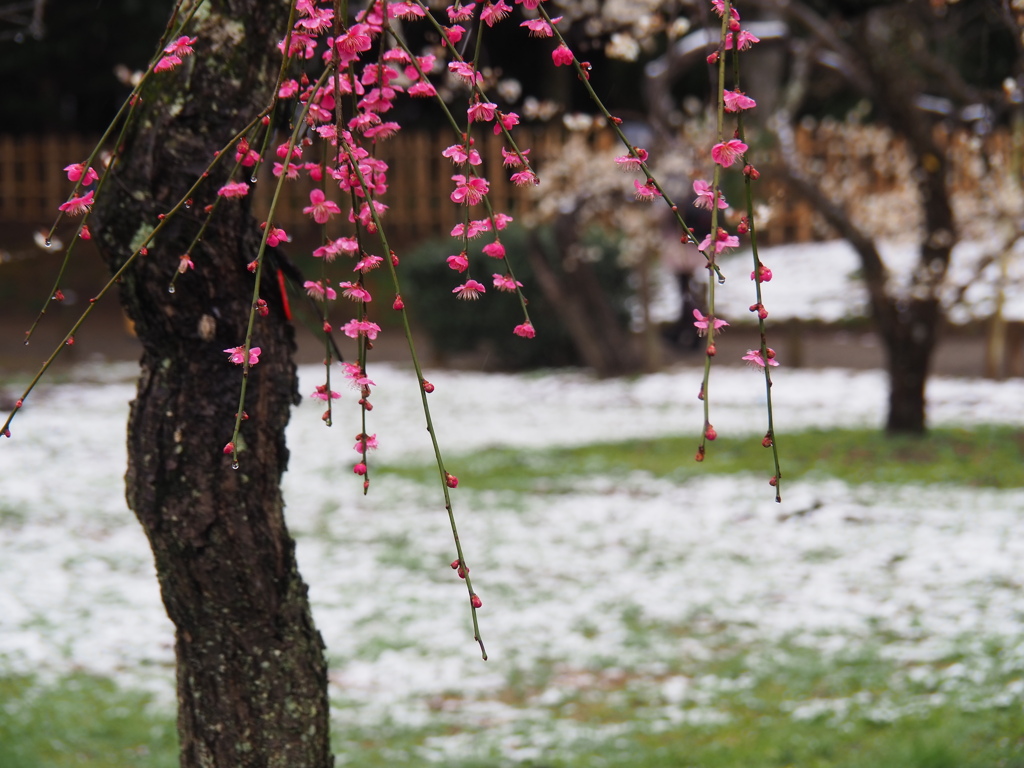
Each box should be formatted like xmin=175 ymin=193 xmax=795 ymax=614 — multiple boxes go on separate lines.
xmin=231 ymin=461 xmax=240 ymax=470
xmin=23 ymin=339 xmax=30 ymax=346
xmin=250 ymin=175 xmax=258 ymax=183
xmin=14 ymin=32 xmax=24 ymax=43
xmin=44 ymin=238 xmax=52 ymax=248
xmin=167 ymin=285 xmax=176 ymax=294
xmin=183 ymin=201 xmax=191 ymax=209
xmin=717 ymin=276 xmax=726 ymax=285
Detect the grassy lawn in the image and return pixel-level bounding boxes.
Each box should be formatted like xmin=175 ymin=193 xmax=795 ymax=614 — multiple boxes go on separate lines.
xmin=3 ymin=425 xmax=1023 ymax=766
xmin=377 ymin=426 xmax=1024 ymax=491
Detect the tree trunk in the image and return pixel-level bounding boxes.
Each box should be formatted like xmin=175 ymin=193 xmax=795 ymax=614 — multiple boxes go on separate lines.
xmin=91 ymin=2 xmax=334 ymax=766
xmin=880 ymin=298 xmax=939 ymax=434
xmin=525 ymin=216 xmax=641 ymax=378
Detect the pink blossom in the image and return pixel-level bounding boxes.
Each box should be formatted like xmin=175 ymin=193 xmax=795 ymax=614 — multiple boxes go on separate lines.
xmin=451 ymin=218 xmax=491 ymax=238
xmin=304 ymin=280 xmax=337 ymax=302
xmin=551 ymin=44 xmax=574 ymax=66
xmin=614 ymin=148 xmax=648 ymax=172
xmin=342 ymin=319 xmax=381 ymax=340
xmin=217 ymin=181 xmax=249 ymax=198
xmin=339 ymin=281 xmax=372 ymax=302
xmin=353 ymin=254 xmax=384 ymax=273
xmin=692 ymin=309 xmax=729 ymax=336
xmin=442 ymin=144 xmax=482 ymax=166
xmin=711 ymin=139 xmax=748 ymax=168
xmin=448 ymin=61 xmax=482 ymax=85
xmin=481 ymin=0 xmax=512 ymax=26
xmin=408 ymin=82 xmax=437 ymax=97
xmin=178 ymin=254 xmax=194 ymax=274
xmin=447 ymin=252 xmax=470 ymax=272
xmin=58 ymin=190 xmax=94 ymax=216
xmin=447 ymin=3 xmax=476 ymax=21
xmin=388 ymin=1 xmax=425 ymax=19
xmin=79 ymin=225 xmax=91 ymax=240
xmin=502 ymin=147 xmax=530 ymax=167
xmin=265 ymin=226 xmax=289 ymax=246
xmin=453 ymin=279 xmax=487 ymax=300
xmin=278 ymin=79 xmax=299 ymax=98
xmin=516 ymin=0 xmax=544 ymax=8
xmin=272 ymin=162 xmax=300 ymax=180
xmin=698 ymin=228 xmax=740 ymax=254
xmin=353 ymin=433 xmax=379 ymax=452
xmin=311 ymin=385 xmax=341 ymax=401
xmin=482 ymin=240 xmax=505 ymax=259
xmin=64 ymin=162 xmax=98 ymax=185
xmin=154 ymin=55 xmax=182 ymax=73
xmin=295 ymin=4 xmax=334 ymax=31
xmin=742 ymin=348 xmax=779 ymax=369
xmin=723 ymin=89 xmax=757 ymax=112
xmin=513 ymin=322 xmax=536 ymax=338
xmin=313 ymin=236 xmax=359 ymax=262
xmin=224 ymin=345 xmax=261 ymax=366
xmin=511 ymin=170 xmax=538 ymax=187
xmin=693 ymin=179 xmax=728 ymax=210
xmin=521 ymin=17 xmax=556 ymax=37
xmin=444 ymin=25 xmax=466 ymax=45
xmin=633 ymin=179 xmax=661 ymax=201
xmin=303 ymin=189 xmax=341 ymax=224
xmin=711 ymin=0 xmax=740 ymax=21
xmin=493 ymin=213 xmax=514 ymax=230
xmin=493 ymin=111 xmax=520 ymax=134
xmin=493 ymin=273 xmax=522 ymax=292
xmin=164 ymin=35 xmax=196 ymax=57
xmin=451 ymin=174 xmax=489 ymax=206
xmin=335 ymin=23 xmax=373 ymax=56
xmin=726 ymin=29 xmax=760 ymax=51
xmin=342 ymin=362 xmax=375 ymax=388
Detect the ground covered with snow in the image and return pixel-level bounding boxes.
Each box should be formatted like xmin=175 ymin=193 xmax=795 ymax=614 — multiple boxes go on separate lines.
xmin=2 ymin=361 xmax=1023 ymax=761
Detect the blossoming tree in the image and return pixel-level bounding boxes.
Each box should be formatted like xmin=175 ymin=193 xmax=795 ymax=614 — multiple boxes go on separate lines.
xmin=3 ymin=0 xmax=779 ymax=764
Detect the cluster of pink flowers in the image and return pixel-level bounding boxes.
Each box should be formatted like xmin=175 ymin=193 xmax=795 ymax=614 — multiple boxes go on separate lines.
xmin=683 ymin=0 xmax=775 ymax=383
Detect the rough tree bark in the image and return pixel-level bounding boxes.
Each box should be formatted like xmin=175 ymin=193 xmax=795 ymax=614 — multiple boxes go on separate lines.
xmin=91 ymin=2 xmax=334 ymax=766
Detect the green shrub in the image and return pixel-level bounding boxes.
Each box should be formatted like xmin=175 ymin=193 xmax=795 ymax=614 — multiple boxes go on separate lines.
xmin=400 ymin=223 xmax=632 ymax=370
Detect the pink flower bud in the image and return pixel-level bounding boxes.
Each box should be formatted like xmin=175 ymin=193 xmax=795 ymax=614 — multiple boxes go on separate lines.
xmin=705 ymin=425 xmax=717 ymax=441
xmin=707 ymin=344 xmax=716 ymax=357
xmin=353 ymin=462 xmax=367 ymax=475
xmin=223 ymin=442 xmax=235 ymax=454
xmin=451 ymin=559 xmax=461 ymax=570
xmin=393 ymin=295 xmax=405 ymax=310
xmin=762 ymin=434 xmax=773 ymax=448
xmin=445 ymin=472 xmax=459 ymax=488
xmin=470 ymin=594 xmax=482 ymax=609
xmin=769 ymin=475 xmax=778 ymax=487
xmin=422 ymin=379 xmax=435 ymax=393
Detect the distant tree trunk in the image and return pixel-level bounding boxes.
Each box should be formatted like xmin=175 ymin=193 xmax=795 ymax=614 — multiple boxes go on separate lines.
xmin=878 ymin=298 xmax=939 ymax=433
xmin=526 ymin=214 xmax=641 ymax=377
xmin=91 ymin=2 xmax=334 ymax=766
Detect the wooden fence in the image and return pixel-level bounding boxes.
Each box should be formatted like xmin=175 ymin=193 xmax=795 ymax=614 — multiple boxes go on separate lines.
xmin=0 ymin=127 xmax=1012 ymax=248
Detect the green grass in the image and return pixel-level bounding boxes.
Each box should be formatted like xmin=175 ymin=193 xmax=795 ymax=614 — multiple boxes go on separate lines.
xmin=378 ymin=426 xmax=1024 ymax=491
xmin=0 ymin=673 xmax=178 ymax=768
